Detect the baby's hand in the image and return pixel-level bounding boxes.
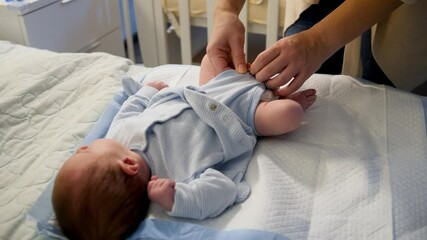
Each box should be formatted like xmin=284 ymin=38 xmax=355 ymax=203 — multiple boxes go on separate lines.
xmin=146 ymin=81 xmax=169 ymax=91
xmin=147 ymin=176 xmax=175 ymax=211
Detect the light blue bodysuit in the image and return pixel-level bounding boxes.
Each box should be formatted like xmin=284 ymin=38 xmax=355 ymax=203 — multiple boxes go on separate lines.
xmin=106 ymin=70 xmax=266 ymax=220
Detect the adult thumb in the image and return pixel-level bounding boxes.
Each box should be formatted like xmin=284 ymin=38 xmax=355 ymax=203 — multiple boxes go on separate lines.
xmin=230 ymin=42 xmax=247 ymax=73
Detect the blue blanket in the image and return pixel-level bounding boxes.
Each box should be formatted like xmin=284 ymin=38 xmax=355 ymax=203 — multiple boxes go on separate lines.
xmin=129 ymin=219 xmax=288 ymax=240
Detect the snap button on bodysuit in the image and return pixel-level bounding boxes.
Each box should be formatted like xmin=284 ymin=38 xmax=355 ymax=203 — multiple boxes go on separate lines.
xmin=209 ymin=103 xmax=217 ymax=111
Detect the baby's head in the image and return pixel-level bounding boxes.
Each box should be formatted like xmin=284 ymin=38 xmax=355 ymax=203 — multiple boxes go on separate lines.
xmin=52 ymin=139 xmax=151 ymax=239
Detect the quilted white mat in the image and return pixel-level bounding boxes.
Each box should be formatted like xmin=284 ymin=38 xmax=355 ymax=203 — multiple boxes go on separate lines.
xmin=141 ymin=65 xmax=427 ymax=240
xmin=0 ymin=41 xmax=133 ymax=239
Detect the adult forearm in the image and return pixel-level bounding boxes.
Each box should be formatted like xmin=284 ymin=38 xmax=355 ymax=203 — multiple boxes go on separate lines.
xmin=215 ymin=0 xmax=246 ymax=15
xmin=311 ymin=0 xmax=403 ymax=57
xmin=214 ymin=0 xmax=246 ymax=26
xmin=207 ymin=0 xmax=247 ymax=73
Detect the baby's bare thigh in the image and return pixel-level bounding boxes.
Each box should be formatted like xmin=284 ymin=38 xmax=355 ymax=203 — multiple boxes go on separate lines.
xmin=199 ymin=55 xmax=217 ymax=86
xmin=254 ymin=100 xmax=303 ymax=136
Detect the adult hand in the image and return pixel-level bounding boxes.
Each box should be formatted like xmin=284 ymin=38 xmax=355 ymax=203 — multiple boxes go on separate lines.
xmin=206 ymin=11 xmax=247 ymax=75
xmin=250 ymin=30 xmax=330 ymax=97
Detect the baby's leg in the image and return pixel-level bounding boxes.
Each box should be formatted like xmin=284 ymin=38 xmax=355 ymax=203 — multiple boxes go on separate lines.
xmin=284 ymin=89 xmax=317 ymax=110
xmin=255 ymin=89 xmax=316 ymax=136
xmin=199 ymin=55 xmax=217 ymax=86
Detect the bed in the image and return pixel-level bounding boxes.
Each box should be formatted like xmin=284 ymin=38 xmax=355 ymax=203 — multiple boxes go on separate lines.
xmin=1 ymin=40 xmax=427 ymax=239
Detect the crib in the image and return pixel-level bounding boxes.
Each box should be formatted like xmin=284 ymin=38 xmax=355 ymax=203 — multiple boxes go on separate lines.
xmin=123 ymin=0 xmax=364 ymax=79
xmin=123 ymin=0 xmax=289 ymax=66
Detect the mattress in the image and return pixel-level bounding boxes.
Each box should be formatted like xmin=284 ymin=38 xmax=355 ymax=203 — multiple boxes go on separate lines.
xmin=30 ymin=64 xmax=427 ymax=239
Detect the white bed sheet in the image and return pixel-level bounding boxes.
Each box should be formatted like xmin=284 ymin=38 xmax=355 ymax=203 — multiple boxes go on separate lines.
xmin=0 ymin=41 xmax=146 ymax=239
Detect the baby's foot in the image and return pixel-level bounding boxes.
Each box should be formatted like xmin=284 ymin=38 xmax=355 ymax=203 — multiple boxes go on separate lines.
xmin=285 ymin=89 xmax=317 ymax=110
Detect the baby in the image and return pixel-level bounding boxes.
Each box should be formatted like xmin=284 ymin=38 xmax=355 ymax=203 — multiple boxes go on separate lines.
xmin=52 ymin=56 xmax=316 ymax=239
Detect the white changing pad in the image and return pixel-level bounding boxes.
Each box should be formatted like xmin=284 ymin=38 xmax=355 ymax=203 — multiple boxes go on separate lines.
xmin=138 ymin=65 xmax=427 ymax=239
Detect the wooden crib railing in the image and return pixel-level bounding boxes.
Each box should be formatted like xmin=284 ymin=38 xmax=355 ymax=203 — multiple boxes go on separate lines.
xmin=122 ymin=0 xmax=282 ymax=67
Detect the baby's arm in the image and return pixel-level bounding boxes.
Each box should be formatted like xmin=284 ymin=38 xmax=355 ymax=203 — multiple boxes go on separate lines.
xmin=147 ymin=169 xmax=238 ymax=219
xmin=147 ymin=176 xmax=175 ymax=211
xmin=113 ymin=81 xmax=169 ymax=123
xmin=168 ymin=168 xmax=238 ymax=220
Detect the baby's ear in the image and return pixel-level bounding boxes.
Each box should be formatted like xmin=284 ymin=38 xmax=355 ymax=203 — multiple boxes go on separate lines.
xmin=118 ymin=157 xmax=140 ymax=176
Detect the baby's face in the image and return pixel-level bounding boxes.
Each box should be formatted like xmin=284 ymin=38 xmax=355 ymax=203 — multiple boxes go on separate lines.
xmin=57 ymin=139 xmax=150 ymax=184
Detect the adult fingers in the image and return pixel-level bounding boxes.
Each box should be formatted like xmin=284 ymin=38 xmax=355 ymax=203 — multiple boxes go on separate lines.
xmin=275 ymin=73 xmax=307 ymax=97
xmin=264 ymin=64 xmax=299 ymax=89
xmin=250 ymin=47 xmax=280 ymax=76
xmin=254 ymin=52 xmax=293 ymax=84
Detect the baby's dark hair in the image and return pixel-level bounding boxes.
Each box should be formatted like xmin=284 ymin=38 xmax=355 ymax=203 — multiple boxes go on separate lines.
xmin=52 ymin=159 xmax=150 ymax=240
